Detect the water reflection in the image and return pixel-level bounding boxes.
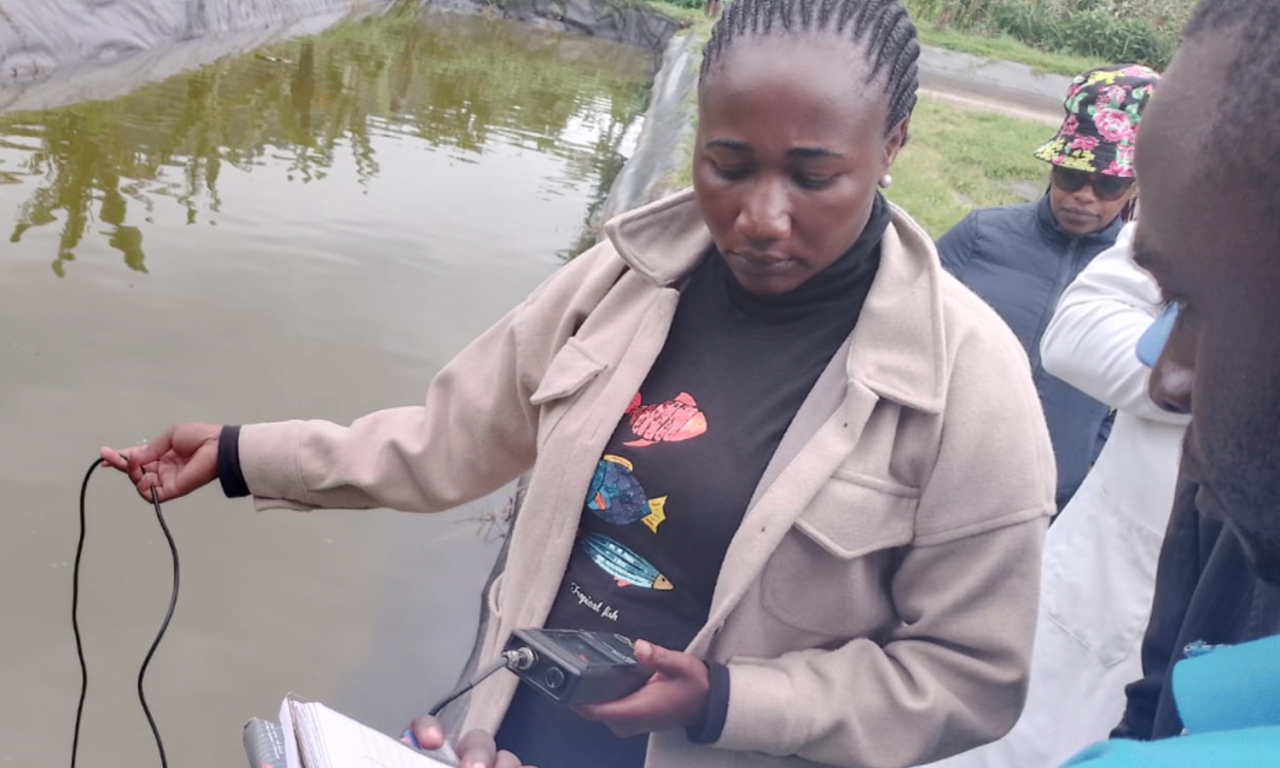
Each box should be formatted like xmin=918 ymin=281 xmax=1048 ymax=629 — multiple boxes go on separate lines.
xmin=0 ymin=12 xmax=649 ymax=767
xmin=0 ymin=6 xmax=650 ymax=275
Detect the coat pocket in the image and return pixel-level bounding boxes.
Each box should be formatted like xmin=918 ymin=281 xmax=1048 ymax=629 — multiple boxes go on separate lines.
xmin=530 ymin=338 xmax=607 ymax=444
xmin=761 ymin=476 xmax=918 ymax=637
xmin=1042 ymin=487 xmax=1164 ymax=668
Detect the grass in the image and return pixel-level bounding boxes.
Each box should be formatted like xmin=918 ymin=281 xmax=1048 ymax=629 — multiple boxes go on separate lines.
xmin=659 ymin=94 xmax=1051 ymax=239
xmin=887 ymin=95 xmax=1052 ymax=236
xmin=914 ymin=23 xmax=1105 ymax=76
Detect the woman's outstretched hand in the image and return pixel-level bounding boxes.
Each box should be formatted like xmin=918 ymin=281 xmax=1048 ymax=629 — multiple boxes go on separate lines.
xmin=100 ymin=423 xmax=223 ymax=503
xmin=402 ymin=715 xmax=536 ymax=768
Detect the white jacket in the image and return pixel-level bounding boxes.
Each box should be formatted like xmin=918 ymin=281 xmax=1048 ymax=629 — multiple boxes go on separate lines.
xmin=923 ymin=223 xmax=1190 ymax=768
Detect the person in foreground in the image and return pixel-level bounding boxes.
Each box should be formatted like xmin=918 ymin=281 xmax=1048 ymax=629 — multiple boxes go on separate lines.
xmin=1058 ymin=0 xmax=1280 ymax=764
xmin=1110 ymin=470 xmax=1280 ymax=744
xmin=936 ymin=63 xmax=1159 ymax=512
xmin=103 ymin=1 xmax=1057 ymax=766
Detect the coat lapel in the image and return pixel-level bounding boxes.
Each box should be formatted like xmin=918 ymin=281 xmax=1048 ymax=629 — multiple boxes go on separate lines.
xmin=507 ymin=284 xmax=683 ymax=636
xmin=690 ymin=380 xmax=880 ymax=653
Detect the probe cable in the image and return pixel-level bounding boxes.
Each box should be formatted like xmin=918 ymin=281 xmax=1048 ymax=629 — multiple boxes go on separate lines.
xmin=72 ymin=458 xmax=179 ymax=768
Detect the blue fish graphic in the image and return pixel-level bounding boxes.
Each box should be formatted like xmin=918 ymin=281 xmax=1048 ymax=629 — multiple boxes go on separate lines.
xmin=579 ymin=532 xmax=674 ymax=590
xmin=585 ymin=455 xmax=667 ymax=533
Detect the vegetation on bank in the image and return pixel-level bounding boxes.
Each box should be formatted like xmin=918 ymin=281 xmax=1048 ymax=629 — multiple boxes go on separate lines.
xmin=644 ymin=0 xmax=1189 ymax=75
xmin=903 ymin=0 xmax=1190 ymax=71
xmin=913 ymin=22 xmax=1104 ymax=76
xmin=642 ymin=0 xmax=709 ymax=26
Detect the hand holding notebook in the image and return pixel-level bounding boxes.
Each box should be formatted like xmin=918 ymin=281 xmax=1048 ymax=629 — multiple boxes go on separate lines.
xmin=277 ymin=694 xmax=458 ymax=768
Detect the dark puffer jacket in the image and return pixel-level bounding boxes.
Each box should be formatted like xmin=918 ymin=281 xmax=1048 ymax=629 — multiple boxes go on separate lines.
xmin=938 ymin=195 xmax=1123 ymax=510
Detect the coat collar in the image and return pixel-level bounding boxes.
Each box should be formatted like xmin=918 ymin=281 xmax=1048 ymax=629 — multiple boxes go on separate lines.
xmin=604 ymin=189 xmax=948 ymax=414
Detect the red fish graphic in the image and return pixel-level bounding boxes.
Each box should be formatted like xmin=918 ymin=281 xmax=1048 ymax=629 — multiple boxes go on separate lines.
xmin=623 ymin=392 xmax=708 ymax=447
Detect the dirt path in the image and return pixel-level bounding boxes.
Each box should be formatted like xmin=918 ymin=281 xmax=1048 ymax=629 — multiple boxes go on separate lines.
xmin=918 ymin=45 xmax=1068 ymax=125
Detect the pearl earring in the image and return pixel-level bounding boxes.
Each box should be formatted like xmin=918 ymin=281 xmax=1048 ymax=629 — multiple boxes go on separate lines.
xmin=878 ymin=174 xmax=894 ymax=189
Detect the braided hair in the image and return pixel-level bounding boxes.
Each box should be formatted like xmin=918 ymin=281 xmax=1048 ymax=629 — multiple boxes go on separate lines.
xmin=699 ymin=0 xmax=921 ymax=137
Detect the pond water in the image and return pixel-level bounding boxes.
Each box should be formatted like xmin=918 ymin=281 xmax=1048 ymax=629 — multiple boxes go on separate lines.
xmin=0 ymin=7 xmax=650 ymax=766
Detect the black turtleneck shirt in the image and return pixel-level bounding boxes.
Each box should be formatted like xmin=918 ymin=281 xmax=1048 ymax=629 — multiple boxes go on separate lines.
xmin=495 ymin=196 xmax=890 ymax=768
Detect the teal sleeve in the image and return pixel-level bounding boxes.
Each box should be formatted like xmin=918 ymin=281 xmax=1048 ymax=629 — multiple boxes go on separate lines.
xmin=1062 ymin=727 xmax=1280 ymax=767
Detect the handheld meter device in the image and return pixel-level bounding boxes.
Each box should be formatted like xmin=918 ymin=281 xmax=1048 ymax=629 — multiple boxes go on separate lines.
xmin=502 ymin=628 xmax=652 ymax=705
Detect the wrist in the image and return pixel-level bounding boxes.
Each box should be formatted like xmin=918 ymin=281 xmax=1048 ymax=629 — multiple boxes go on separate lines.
xmin=687 ymin=661 xmax=729 ymax=743
xmin=217 ymin=425 xmax=250 ymax=498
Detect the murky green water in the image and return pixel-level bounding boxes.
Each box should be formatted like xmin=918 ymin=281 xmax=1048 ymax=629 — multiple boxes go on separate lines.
xmin=0 ymin=7 xmax=649 ymax=766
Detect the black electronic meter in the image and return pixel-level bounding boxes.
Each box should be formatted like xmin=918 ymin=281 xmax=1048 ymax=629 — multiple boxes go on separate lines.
xmin=502 ymin=628 xmax=652 ymax=705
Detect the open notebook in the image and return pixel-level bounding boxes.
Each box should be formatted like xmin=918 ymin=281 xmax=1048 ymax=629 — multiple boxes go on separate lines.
xmin=279 ymin=694 xmax=458 ymax=768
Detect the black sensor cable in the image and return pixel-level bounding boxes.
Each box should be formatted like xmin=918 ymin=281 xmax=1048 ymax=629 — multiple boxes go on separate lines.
xmin=72 ymin=457 xmax=179 ymax=768
xmin=427 ymin=648 xmax=534 ymax=717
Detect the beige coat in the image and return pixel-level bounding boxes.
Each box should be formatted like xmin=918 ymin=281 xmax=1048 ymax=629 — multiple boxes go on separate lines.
xmin=238 ymin=191 xmax=1055 ymax=768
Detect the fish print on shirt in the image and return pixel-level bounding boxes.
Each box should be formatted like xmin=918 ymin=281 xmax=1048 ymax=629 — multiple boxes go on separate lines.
xmin=623 ymin=392 xmax=708 ymax=448
xmin=579 ymin=532 xmax=674 ymax=590
xmin=577 ymin=389 xmax=709 ymax=594
xmin=586 ymin=455 xmax=667 ymax=533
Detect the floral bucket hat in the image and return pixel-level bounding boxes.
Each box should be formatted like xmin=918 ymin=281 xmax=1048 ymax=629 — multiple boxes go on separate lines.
xmin=1034 ymin=64 xmax=1161 ymax=178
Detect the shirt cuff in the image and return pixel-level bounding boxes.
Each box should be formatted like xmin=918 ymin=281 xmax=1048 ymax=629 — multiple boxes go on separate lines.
xmin=687 ymin=661 xmax=730 ymax=744
xmin=217 ymin=425 xmax=251 ymax=498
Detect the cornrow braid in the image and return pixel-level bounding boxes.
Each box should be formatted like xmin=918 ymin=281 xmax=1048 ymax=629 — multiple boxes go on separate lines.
xmin=699 ymin=0 xmax=921 ymax=136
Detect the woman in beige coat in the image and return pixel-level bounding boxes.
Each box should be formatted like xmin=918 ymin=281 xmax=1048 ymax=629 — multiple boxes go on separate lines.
xmin=103 ymin=1 xmax=1055 ymax=766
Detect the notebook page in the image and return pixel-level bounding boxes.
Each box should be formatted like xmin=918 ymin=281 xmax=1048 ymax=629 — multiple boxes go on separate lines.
xmin=279 ymin=695 xmax=303 ymax=768
xmin=283 ymin=695 xmax=452 ymax=768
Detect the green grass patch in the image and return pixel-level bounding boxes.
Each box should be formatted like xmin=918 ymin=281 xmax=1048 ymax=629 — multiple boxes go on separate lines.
xmin=887 ymin=95 xmax=1051 ymax=237
xmin=915 ymin=23 xmax=1104 ymax=76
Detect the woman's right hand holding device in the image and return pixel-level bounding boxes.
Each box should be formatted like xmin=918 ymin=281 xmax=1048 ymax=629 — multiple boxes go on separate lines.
xmin=100 ymin=422 xmax=223 ymax=503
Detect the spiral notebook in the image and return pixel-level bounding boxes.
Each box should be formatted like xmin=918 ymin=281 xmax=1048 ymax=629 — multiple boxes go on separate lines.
xmin=277 ymin=694 xmax=457 ymax=768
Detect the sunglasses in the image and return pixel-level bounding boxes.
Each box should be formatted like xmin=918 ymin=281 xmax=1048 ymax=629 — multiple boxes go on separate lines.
xmin=1051 ymin=166 xmax=1135 ymax=202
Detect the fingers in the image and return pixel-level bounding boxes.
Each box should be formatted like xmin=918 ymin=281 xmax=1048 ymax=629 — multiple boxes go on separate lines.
xmin=406 ymin=717 xmax=447 ymax=751
xmin=633 ymin=640 xmax=691 ymax=676
xmin=493 ymin=750 xmax=528 ymax=768
xmin=401 ymin=721 xmax=531 ymax=768
xmin=573 ymin=643 xmax=710 ymax=738
xmin=102 ymin=425 xmax=224 ymax=505
xmin=126 ymin=429 xmax=173 ymax=480
xmin=99 ymin=447 xmax=128 ymax=471
xmin=575 ymin=689 xmax=649 ymax=723
xmin=100 ymin=444 xmax=152 ymax=476
xmin=136 ymin=475 xmax=158 ymax=502
xmin=455 ymin=728 xmax=499 ymax=768
xmin=99 ymin=444 xmax=162 ymax=502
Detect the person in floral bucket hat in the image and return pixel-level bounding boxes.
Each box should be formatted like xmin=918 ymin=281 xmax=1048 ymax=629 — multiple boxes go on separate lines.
xmin=1035 ymin=64 xmax=1161 ymax=183
xmin=937 ymin=63 xmax=1160 ymax=515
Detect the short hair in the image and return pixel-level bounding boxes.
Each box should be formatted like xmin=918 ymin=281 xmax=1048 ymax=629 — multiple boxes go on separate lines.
xmin=1181 ymin=0 xmax=1280 ymax=212
xmin=699 ymin=0 xmax=920 ymax=137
